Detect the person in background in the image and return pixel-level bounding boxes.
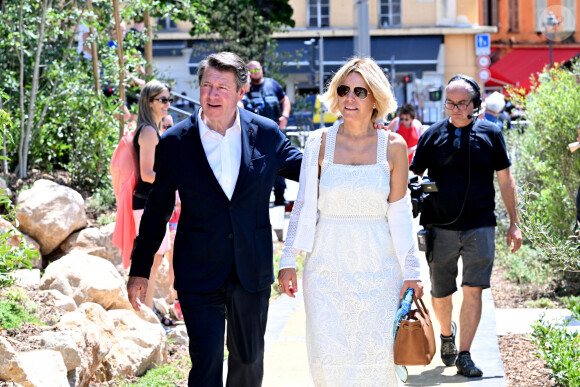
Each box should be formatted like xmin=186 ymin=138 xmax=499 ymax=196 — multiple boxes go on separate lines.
xmin=132 ymin=80 xmax=173 ymax=312
xmin=243 ymin=60 xmax=292 ymax=205
xmin=410 ymin=75 xmax=522 ymax=377
xmin=483 ymin=92 xmax=506 ymax=130
xmin=387 ymin=103 xmax=424 ymax=165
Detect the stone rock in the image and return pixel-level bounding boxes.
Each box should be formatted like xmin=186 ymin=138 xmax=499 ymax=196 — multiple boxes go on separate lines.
xmin=17 ymin=350 xmax=69 ymax=387
xmin=135 ymin=304 xmax=161 ymax=325
xmin=154 ymin=298 xmax=170 ymax=317
xmin=16 ymin=179 xmax=87 ymax=254
xmin=168 ymin=325 xmax=189 ymax=346
xmin=0 ymin=217 xmax=42 ymax=269
xmin=38 ymin=289 xmax=77 ymax=313
xmin=39 ymin=331 xmax=82 ymax=371
xmin=57 ymin=306 xmax=114 ymax=387
xmin=11 ymin=269 xmax=41 ymax=288
xmin=0 ymin=176 xmax=11 ymax=199
xmin=0 ymin=336 xmax=28 ymax=386
xmin=94 ymin=309 xmax=167 ymax=382
xmin=39 ymin=252 xmax=132 ymax=311
xmin=153 ymin=256 xmax=176 ymax=304
xmin=60 ymin=223 xmax=121 ymax=268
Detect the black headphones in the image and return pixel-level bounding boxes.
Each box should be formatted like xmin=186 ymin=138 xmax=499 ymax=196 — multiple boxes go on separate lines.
xmin=448 ymin=74 xmax=482 ymax=113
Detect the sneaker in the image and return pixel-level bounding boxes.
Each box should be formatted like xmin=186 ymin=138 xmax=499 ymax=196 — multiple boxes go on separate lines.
xmin=440 ymin=321 xmax=458 ymax=366
xmin=456 ymin=351 xmax=483 ymax=377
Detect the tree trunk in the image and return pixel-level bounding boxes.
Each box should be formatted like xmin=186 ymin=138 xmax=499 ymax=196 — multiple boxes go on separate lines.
xmin=0 ymin=98 xmax=8 ymax=174
xmin=112 ymin=0 xmax=125 ymax=141
xmin=144 ymin=11 xmax=153 ymax=77
xmin=87 ymin=0 xmax=100 ymax=93
xmin=17 ymin=0 xmax=51 ymax=178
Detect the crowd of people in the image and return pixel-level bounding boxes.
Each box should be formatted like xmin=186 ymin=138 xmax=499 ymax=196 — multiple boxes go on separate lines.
xmin=104 ymin=39 xmax=532 ymax=384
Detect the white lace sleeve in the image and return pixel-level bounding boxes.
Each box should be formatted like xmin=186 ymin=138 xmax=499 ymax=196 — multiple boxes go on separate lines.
xmin=387 ymin=194 xmax=421 ymax=280
xmin=279 ymin=130 xmax=323 ymax=270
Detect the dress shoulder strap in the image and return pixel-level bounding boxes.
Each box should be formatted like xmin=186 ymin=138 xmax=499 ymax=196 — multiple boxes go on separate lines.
xmin=376 ymin=129 xmax=388 ymax=164
xmin=323 ymin=121 xmax=340 ymax=163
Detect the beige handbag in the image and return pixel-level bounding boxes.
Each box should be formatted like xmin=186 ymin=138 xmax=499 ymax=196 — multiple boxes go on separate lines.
xmin=394 ymin=296 xmax=436 ymax=366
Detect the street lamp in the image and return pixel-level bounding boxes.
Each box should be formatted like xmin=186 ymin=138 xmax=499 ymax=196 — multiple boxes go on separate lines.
xmin=544 ymin=11 xmax=560 ymax=68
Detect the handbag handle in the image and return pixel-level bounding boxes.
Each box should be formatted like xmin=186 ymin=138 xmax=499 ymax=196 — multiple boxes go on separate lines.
xmin=412 ymin=295 xmax=429 ymax=320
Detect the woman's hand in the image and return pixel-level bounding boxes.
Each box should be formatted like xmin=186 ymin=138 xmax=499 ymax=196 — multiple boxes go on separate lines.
xmin=373 ymin=121 xmax=388 ymax=131
xmin=399 ymin=280 xmax=424 ymax=300
xmin=278 ymin=268 xmax=298 ymax=298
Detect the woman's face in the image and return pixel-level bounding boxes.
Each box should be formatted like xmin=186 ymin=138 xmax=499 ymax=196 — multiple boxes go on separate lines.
xmin=337 ymin=72 xmax=375 ymax=123
xmin=149 ymin=89 xmax=171 ymax=122
xmin=399 ymin=114 xmax=413 ymax=126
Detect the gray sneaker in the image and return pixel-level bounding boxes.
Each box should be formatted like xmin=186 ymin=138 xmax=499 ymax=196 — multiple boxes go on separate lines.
xmin=456 ymin=351 xmax=483 ymax=377
xmin=440 ymin=321 xmax=458 ymax=366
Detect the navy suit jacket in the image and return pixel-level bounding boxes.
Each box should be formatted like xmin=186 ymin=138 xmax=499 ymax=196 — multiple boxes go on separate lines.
xmin=129 ymin=107 xmax=303 ymax=293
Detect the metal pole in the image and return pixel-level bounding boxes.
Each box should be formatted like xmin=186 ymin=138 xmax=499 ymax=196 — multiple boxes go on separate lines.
xmin=549 ymin=39 xmax=553 ymax=68
xmin=318 ymin=32 xmax=324 ymax=128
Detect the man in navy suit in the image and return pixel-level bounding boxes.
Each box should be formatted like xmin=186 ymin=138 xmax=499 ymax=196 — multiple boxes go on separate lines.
xmin=127 ymin=52 xmax=302 ymax=386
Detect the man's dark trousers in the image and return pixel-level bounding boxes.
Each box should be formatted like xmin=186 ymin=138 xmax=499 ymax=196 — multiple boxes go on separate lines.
xmin=179 ymin=266 xmax=270 ymax=387
xmin=129 ymin=108 xmax=302 ymax=386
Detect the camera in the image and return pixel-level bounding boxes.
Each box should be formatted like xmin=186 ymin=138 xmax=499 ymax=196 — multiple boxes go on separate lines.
xmin=408 ymin=175 xmax=438 ymax=218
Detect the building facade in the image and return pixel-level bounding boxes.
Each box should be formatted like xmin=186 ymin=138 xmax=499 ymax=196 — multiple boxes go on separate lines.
xmin=152 ymin=0 xmax=497 ymax=123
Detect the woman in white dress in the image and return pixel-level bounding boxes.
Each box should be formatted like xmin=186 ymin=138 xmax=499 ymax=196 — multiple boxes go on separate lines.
xmin=278 ymin=57 xmax=423 ymax=386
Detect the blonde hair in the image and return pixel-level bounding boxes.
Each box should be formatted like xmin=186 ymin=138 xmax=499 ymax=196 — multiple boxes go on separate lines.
xmin=322 ymin=57 xmax=397 ymax=121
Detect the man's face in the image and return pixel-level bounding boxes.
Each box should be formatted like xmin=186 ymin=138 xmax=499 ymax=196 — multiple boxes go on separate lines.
xmin=248 ymin=62 xmax=263 ymax=84
xmin=445 ymin=84 xmax=475 ymax=127
xmin=199 ymin=66 xmax=244 ymax=131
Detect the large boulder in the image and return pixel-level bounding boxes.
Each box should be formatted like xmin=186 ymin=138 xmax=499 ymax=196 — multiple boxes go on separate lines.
xmin=153 ymin=257 xmax=175 ymax=304
xmin=0 ymin=337 xmax=68 ymax=387
xmin=39 ymin=252 xmax=132 ymax=311
xmin=60 ymin=223 xmax=122 ymax=268
xmin=39 ymin=331 xmax=82 ymax=371
xmin=0 ymin=217 xmax=42 ymax=269
xmin=16 ymin=179 xmax=87 ymax=254
xmin=56 ymin=304 xmax=115 ymax=387
xmin=93 ymin=309 xmax=167 ymax=382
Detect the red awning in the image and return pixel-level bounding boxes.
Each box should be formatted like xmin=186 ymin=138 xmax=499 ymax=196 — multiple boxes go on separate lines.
xmin=486 ymin=48 xmax=580 ymax=91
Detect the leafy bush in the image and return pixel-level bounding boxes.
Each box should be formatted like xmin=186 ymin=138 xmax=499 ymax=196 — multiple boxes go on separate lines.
xmin=86 ymin=185 xmax=116 ymax=213
xmin=532 ymin=315 xmax=580 ymax=386
xmin=118 ymin=356 xmax=191 ymax=386
xmin=524 ymin=298 xmax=556 ymax=308
xmin=0 ymin=299 xmax=41 ymax=329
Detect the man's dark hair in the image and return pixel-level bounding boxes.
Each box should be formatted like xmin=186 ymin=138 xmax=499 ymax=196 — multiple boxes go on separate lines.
xmin=198 ymin=52 xmax=248 ymax=91
xmin=398 ymin=104 xmax=416 ymax=120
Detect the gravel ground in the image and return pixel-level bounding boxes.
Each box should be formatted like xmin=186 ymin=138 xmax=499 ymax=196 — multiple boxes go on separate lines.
xmin=490 ymin=265 xmax=557 ymax=387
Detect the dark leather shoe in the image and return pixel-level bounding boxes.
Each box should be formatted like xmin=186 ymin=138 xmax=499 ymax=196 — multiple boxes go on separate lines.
xmin=440 ymin=321 xmax=458 ymax=366
xmin=456 ymin=351 xmax=483 ymax=377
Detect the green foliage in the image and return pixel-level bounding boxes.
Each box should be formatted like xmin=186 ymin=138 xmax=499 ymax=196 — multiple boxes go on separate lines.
xmin=86 ymin=186 xmax=116 ymax=213
xmin=532 ymin=315 xmax=580 ymax=386
xmin=117 ymin=356 xmax=191 ymax=386
xmin=193 ymin=0 xmax=295 ymax=75
xmin=2 ymin=286 xmax=29 ymax=302
xmin=524 ymin=298 xmax=556 ymax=308
xmin=97 ymin=212 xmax=116 ymax=226
xmin=508 ymin=61 xmax=580 ymax=239
xmin=494 ymin=241 xmax=553 ymax=286
xmin=0 ymin=299 xmax=41 ymax=330
xmin=0 ymin=104 xmax=38 ymax=289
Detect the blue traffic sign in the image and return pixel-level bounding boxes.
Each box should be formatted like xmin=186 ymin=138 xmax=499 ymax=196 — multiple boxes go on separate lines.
xmin=475 ymin=34 xmax=491 ymax=56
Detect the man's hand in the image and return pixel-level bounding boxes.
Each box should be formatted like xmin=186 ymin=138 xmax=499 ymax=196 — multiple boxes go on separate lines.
xmin=127 ymin=276 xmax=148 ymax=311
xmin=507 ymin=223 xmax=522 ymax=253
xmin=400 ymin=280 xmax=424 ymax=300
xmin=277 ymin=268 xmax=298 ymax=298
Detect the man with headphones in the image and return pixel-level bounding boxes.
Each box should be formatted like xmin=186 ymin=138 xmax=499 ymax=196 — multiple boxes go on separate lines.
xmin=410 ymin=75 xmax=522 ymax=377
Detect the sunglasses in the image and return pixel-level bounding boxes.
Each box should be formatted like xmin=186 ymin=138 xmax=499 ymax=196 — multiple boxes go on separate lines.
xmin=162 ymin=125 xmax=172 ymax=130
xmin=337 ymin=85 xmax=369 ymax=100
xmin=453 ymin=128 xmax=462 ymax=149
xmin=152 ymin=97 xmax=174 ymax=104
xmin=249 ymin=68 xmax=261 ymax=74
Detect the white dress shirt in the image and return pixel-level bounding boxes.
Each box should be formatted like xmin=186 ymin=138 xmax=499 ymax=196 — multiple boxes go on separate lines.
xmin=198 ymin=108 xmax=242 ymax=200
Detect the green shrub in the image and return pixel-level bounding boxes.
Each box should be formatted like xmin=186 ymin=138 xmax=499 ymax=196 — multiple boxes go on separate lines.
xmin=2 ymin=286 xmax=29 ymax=302
xmin=118 ymin=356 xmax=191 ymax=386
xmin=494 ymin=241 xmax=553 ymax=286
xmin=97 ymin=212 xmax=116 ymax=226
xmin=86 ymin=186 xmax=116 ymax=213
xmin=524 ymin=298 xmax=556 ymax=309
xmin=0 ymin=299 xmax=41 ymax=329
xmin=532 ymin=315 xmax=580 ymax=386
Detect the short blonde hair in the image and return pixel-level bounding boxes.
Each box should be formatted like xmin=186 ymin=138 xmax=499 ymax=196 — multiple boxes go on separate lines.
xmin=322 ymin=57 xmax=397 ymax=121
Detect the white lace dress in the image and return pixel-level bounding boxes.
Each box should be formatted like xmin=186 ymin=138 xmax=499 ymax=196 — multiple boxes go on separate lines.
xmin=280 ymin=123 xmax=420 ymax=386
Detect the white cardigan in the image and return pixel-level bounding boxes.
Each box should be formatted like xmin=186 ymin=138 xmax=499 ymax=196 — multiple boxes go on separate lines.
xmin=279 ymin=127 xmax=421 ymax=280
